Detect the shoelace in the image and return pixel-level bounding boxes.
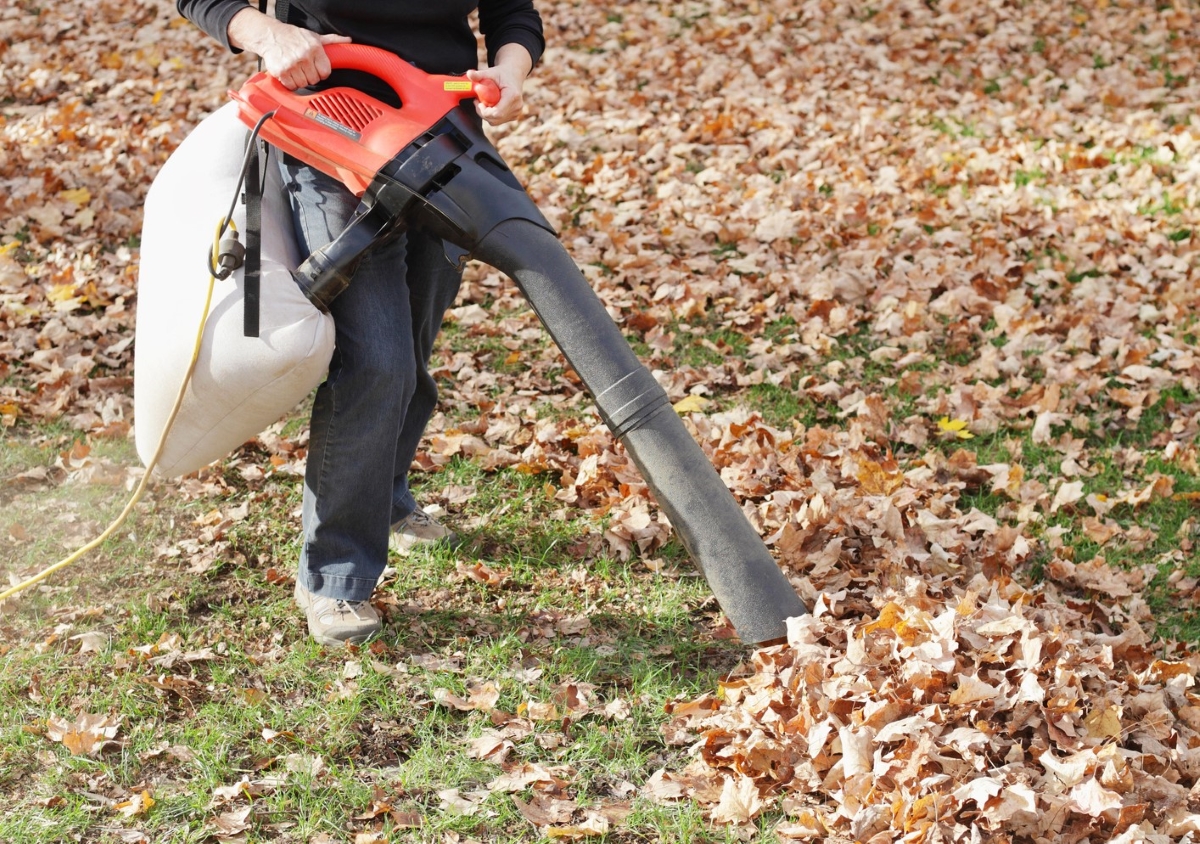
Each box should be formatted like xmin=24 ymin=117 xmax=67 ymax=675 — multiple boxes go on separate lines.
xmin=405 ymin=510 xmax=433 ymax=528
xmin=317 ymin=598 xmax=373 ymax=622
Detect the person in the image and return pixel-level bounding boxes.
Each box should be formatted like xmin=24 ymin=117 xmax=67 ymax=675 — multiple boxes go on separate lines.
xmin=175 ymin=0 xmax=545 ymax=646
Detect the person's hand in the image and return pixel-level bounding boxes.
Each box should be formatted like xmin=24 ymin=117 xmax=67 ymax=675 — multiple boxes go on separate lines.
xmin=228 ymin=9 xmax=351 ymax=90
xmin=467 ymin=44 xmax=534 ymax=126
xmin=259 ymin=28 xmax=352 ymax=89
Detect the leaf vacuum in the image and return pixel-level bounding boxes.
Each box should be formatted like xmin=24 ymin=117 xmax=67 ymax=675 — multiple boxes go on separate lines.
xmin=225 ymin=44 xmax=808 ymax=644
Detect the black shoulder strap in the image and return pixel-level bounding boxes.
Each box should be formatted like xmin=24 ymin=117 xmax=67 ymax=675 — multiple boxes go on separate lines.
xmin=241 ymin=0 xmax=272 ymax=339
xmin=240 ymin=0 xmax=294 ymax=338
xmin=242 ymin=142 xmax=263 ymax=338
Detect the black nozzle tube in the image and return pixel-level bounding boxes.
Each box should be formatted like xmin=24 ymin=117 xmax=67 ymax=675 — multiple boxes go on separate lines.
xmin=472 ymin=221 xmax=808 ymax=644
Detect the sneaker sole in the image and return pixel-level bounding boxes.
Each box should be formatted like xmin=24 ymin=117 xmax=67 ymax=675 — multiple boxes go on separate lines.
xmin=311 ymin=629 xmax=373 ymax=647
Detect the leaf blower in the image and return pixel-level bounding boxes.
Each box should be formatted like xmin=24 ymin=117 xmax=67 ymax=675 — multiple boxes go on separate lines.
xmin=230 ymin=44 xmax=808 ymax=644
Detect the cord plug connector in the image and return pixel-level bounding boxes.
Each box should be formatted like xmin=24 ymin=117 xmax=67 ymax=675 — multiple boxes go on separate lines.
xmin=216 ymin=230 xmax=246 ymax=278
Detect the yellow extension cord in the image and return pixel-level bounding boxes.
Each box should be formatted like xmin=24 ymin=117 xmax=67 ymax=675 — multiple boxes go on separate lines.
xmin=0 ymin=222 xmax=229 ymax=604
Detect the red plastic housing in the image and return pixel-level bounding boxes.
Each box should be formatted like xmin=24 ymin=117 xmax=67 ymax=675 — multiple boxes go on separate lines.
xmin=229 ymin=44 xmax=499 ymax=195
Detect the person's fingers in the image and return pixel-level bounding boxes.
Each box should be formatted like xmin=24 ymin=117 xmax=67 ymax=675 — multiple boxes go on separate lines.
xmin=267 ymin=28 xmax=349 ymax=88
xmin=482 ymin=92 xmax=524 ymax=125
xmin=274 ymin=59 xmax=305 ymax=89
xmin=313 ymin=49 xmax=332 ymax=80
xmin=316 ymin=32 xmax=352 ymax=77
xmin=470 ymin=68 xmax=525 ymax=125
xmin=284 ymin=62 xmax=321 ymax=89
xmin=302 ymin=37 xmax=330 ymax=85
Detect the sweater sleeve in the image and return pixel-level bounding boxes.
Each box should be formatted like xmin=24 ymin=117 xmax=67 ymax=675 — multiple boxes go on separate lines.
xmin=176 ymin=0 xmax=249 ymax=53
xmin=478 ymin=0 xmax=545 ymax=69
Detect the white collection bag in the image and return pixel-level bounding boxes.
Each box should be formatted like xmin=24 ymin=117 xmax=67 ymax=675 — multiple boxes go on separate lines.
xmin=133 ymin=102 xmax=335 ymax=478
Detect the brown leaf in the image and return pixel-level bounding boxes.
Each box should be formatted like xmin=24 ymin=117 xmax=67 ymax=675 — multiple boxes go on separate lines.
xmin=488 ymin=762 xmax=570 ymax=794
xmin=213 ymin=805 xmax=254 ymax=838
xmin=710 ymin=775 xmax=766 ymax=825
xmin=641 ymin=769 xmax=687 ymax=802
xmin=512 ymin=793 xmax=576 ymax=827
xmin=433 ymin=681 xmax=500 ymax=712
xmin=45 ymin=712 xmax=121 ymax=756
xmin=437 ymin=787 xmax=487 ymax=816
xmin=545 ymin=814 xmax=609 ymax=839
xmin=455 ymin=560 xmax=509 ymax=587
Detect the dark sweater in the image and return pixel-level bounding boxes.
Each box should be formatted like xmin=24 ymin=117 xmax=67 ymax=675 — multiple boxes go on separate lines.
xmin=177 ymin=0 xmax=544 ymax=103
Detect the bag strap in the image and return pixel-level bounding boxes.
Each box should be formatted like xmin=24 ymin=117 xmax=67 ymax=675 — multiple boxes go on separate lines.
xmin=242 ymin=144 xmax=263 ymax=338
xmin=240 ymin=0 xmax=297 ymax=338
xmin=239 ymin=0 xmax=274 ymax=339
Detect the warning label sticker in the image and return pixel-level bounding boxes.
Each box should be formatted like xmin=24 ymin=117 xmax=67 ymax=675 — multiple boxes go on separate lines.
xmin=304 ymin=109 xmax=361 ymax=141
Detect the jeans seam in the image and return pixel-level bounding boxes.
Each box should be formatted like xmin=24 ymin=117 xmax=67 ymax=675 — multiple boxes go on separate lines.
xmin=307 ymin=347 xmax=342 ymax=580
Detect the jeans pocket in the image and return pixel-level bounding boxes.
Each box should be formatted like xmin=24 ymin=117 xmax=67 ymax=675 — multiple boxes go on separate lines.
xmin=280 ymin=160 xmax=358 ymax=257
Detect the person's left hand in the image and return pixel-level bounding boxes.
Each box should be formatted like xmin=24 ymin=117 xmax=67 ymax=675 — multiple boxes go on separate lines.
xmin=467 ymin=44 xmax=533 ymax=125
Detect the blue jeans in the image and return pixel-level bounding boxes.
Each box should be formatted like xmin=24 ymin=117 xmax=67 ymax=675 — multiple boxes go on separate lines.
xmin=280 ymin=157 xmax=462 ymax=602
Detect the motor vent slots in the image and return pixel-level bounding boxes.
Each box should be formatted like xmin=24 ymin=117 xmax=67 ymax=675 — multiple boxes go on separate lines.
xmin=310 ymin=91 xmax=383 ymax=133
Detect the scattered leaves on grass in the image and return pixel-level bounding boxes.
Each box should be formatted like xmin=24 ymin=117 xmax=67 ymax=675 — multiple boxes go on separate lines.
xmin=4 ymin=0 xmax=1200 ymax=840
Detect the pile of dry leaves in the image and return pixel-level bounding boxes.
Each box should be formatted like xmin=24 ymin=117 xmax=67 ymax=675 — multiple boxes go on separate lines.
xmin=657 ymin=578 xmax=1200 ymax=842
xmin=644 ymin=419 xmax=1199 ymax=842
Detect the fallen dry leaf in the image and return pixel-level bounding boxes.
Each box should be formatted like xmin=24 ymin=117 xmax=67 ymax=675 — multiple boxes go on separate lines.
xmin=433 ymin=681 xmax=500 ymax=712
xmin=212 ymin=805 xmax=254 ymax=839
xmin=45 ymin=712 xmax=121 ymax=756
xmin=545 ymin=814 xmax=610 ymax=839
xmin=114 ymin=789 xmax=155 ymax=818
xmin=437 ymin=787 xmax=488 ymax=816
xmin=710 ymin=775 xmax=766 ymax=825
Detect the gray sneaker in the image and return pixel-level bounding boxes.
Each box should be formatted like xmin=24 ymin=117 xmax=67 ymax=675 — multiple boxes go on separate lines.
xmin=294 ymin=581 xmax=381 ymax=647
xmin=390 ymin=508 xmax=462 ymax=556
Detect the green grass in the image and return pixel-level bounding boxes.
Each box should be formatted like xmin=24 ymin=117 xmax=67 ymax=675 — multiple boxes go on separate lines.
xmin=744 ymin=382 xmax=817 ymax=429
xmin=0 ymin=577 xmax=748 ymax=840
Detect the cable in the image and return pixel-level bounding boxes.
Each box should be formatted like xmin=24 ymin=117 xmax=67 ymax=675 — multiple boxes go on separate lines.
xmin=0 ymin=113 xmax=277 ymax=605
xmin=210 ymin=111 xmax=277 ymax=279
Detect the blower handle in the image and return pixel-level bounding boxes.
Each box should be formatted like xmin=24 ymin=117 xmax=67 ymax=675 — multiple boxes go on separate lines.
xmin=320 ymin=43 xmax=500 ymax=107
xmin=472 ymin=78 xmax=501 ymax=107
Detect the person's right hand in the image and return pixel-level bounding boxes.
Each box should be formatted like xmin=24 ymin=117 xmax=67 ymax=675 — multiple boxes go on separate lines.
xmin=228 ymin=9 xmax=351 ymax=90
xmin=259 ymin=28 xmax=352 ymax=90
